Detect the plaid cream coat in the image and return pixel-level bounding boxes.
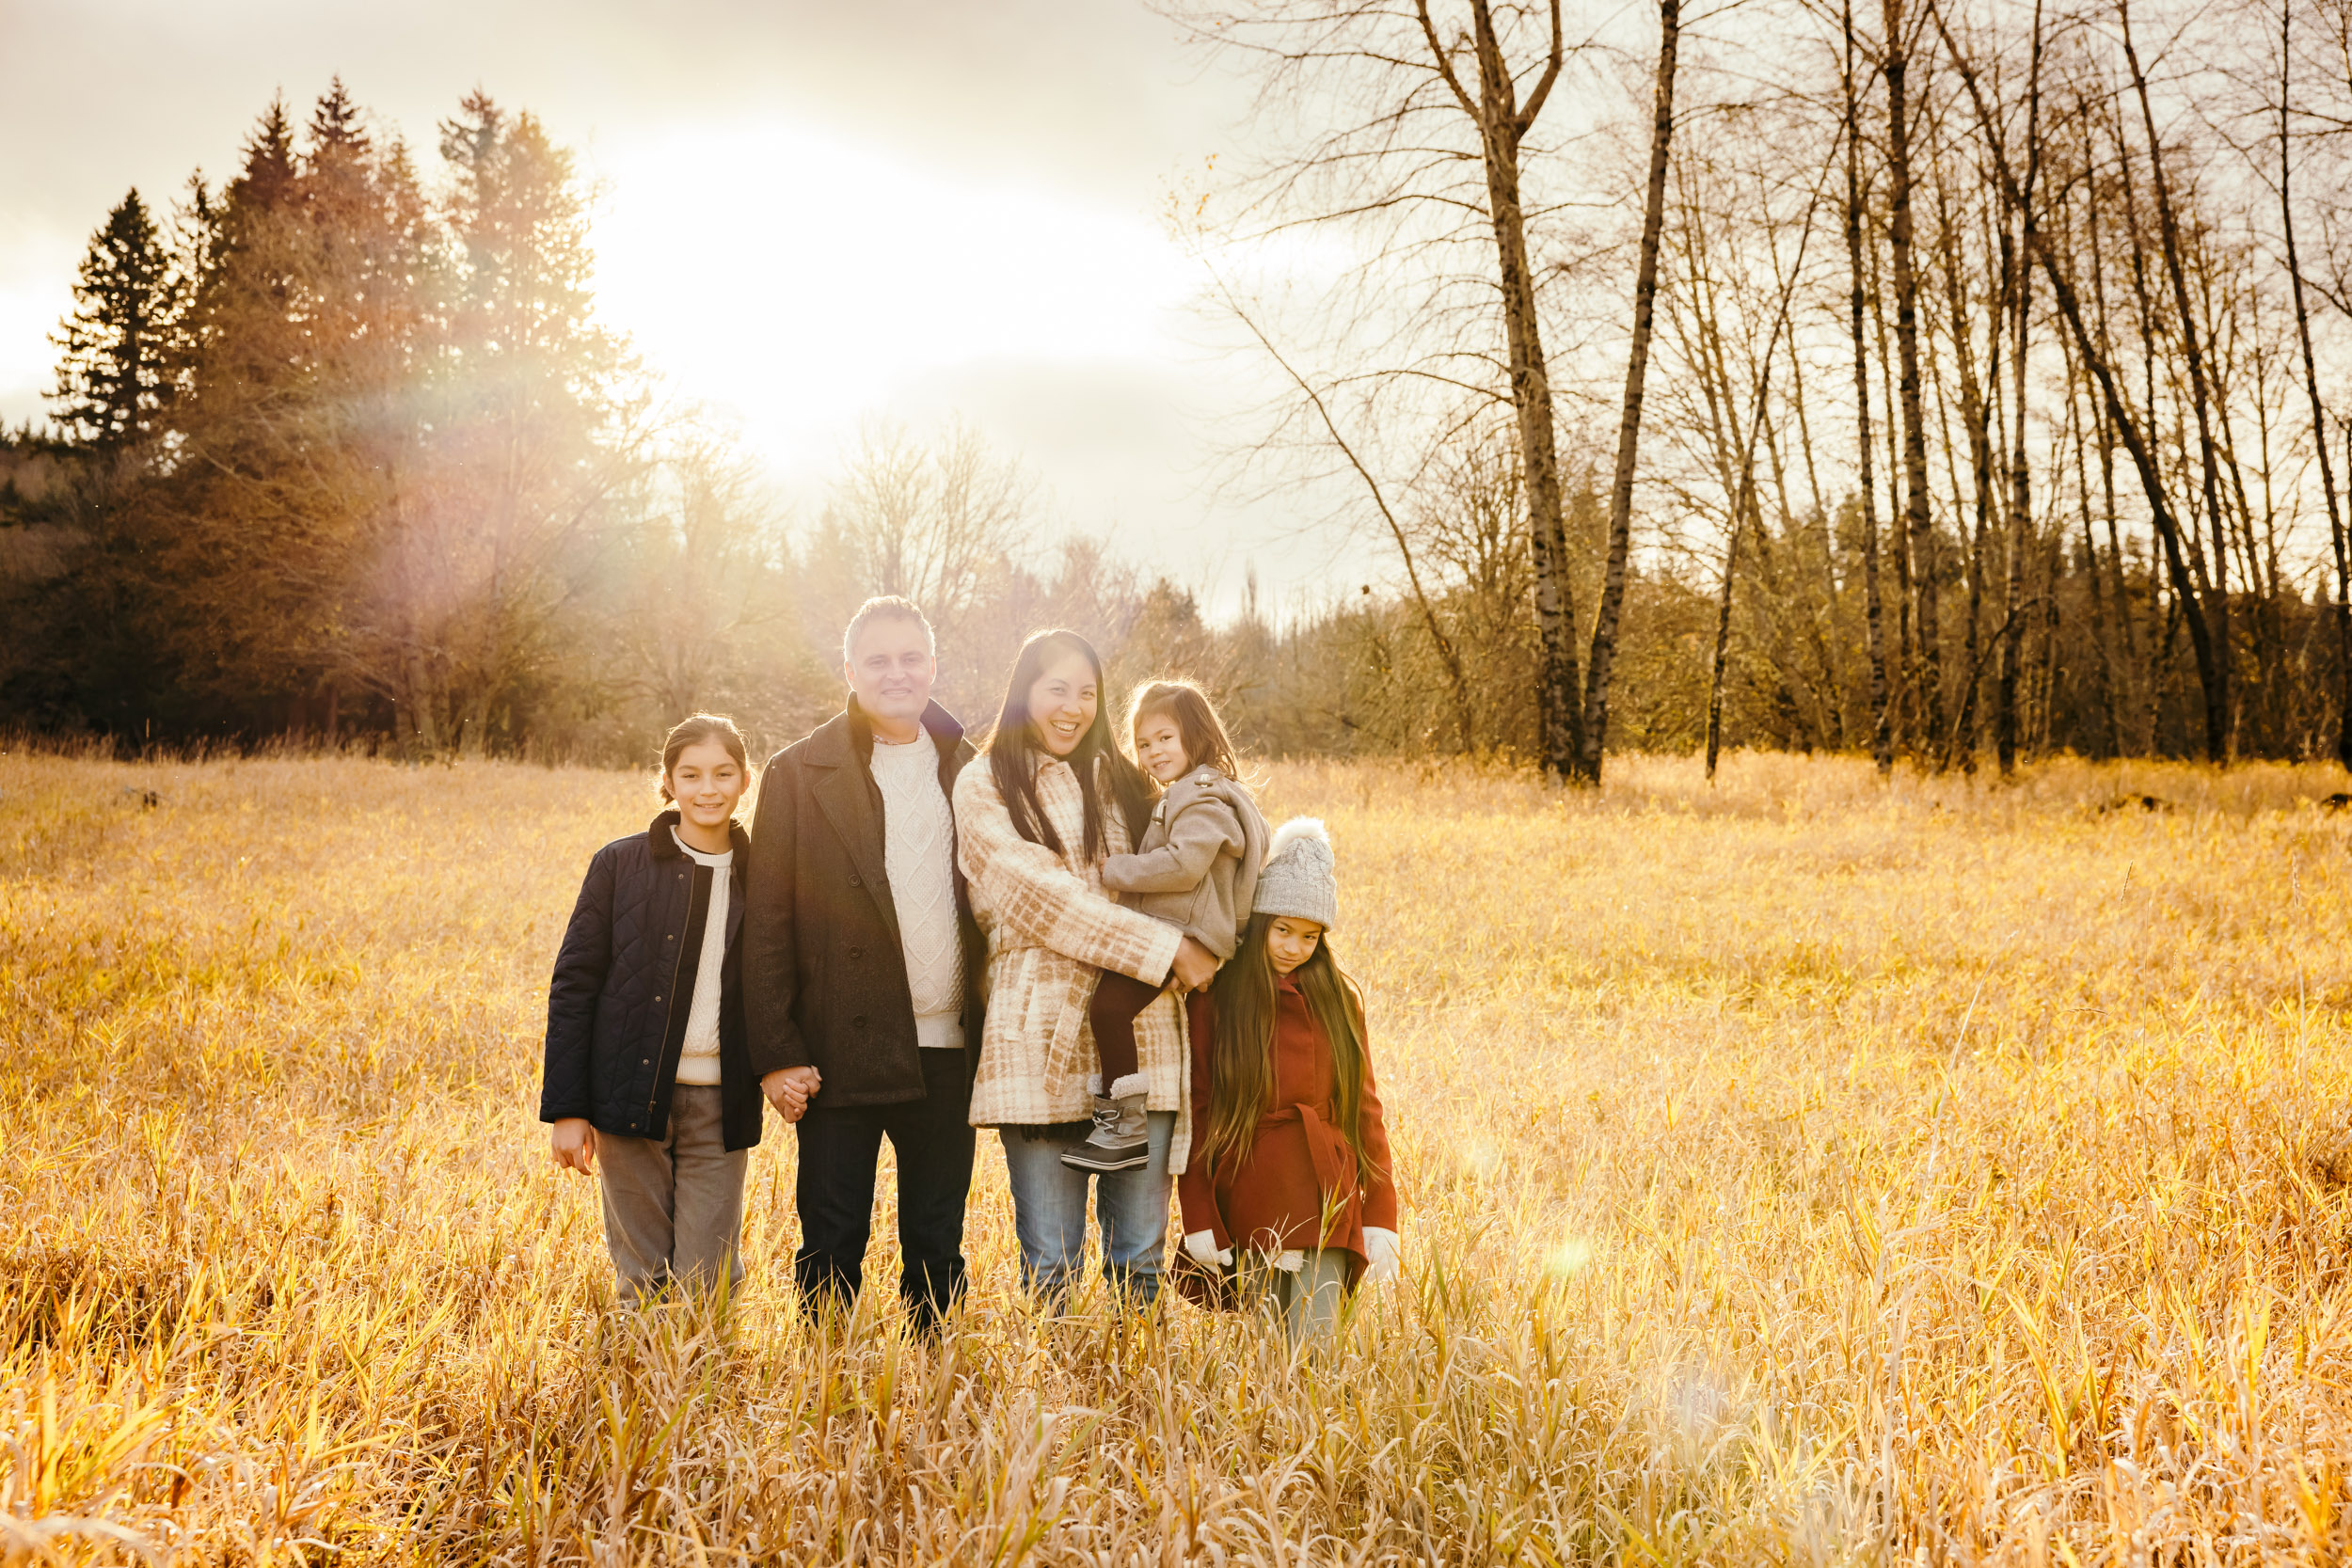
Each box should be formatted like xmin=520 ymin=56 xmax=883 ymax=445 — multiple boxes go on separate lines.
xmin=954 ymin=752 xmax=1190 ymax=1170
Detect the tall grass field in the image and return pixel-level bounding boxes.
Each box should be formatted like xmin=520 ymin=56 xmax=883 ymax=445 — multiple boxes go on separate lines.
xmin=6 ymin=748 xmax=2351 ymax=1563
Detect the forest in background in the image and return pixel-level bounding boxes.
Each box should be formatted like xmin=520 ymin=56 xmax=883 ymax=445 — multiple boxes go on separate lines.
xmin=8 ymin=0 xmax=2352 ymax=775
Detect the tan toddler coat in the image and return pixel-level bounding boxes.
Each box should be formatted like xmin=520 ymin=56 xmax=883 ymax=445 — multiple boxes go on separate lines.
xmin=1100 ymin=767 xmax=1268 ymax=960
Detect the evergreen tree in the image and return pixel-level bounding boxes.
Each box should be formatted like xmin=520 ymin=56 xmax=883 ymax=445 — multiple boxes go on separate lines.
xmin=157 ymin=86 xmax=434 ymax=722
xmin=366 ymin=89 xmax=639 ymax=753
xmin=48 ymin=189 xmax=177 ymax=451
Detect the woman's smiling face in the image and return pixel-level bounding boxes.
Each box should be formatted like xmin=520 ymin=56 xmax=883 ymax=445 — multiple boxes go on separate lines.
xmin=1026 ymin=651 xmax=1099 ymax=758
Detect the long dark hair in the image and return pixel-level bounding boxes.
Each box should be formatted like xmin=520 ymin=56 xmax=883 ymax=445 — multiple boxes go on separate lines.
xmin=983 ymin=629 xmax=1151 ymax=860
xmin=1200 ymin=911 xmax=1379 ymax=1192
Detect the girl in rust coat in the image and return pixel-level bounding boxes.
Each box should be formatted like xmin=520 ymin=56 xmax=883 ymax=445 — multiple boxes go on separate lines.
xmin=1176 ymin=817 xmax=1399 ymax=1343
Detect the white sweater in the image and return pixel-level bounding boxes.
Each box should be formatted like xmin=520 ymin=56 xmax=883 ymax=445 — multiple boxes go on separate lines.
xmin=869 ymin=735 xmax=963 ymax=1049
xmin=672 ymin=830 xmax=733 ymax=1085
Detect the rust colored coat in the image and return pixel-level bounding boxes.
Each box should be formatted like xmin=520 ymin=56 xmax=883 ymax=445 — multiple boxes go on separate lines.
xmin=1176 ymin=976 xmax=1398 ymax=1275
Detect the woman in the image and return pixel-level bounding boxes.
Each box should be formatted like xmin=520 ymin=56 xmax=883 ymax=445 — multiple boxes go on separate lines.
xmin=953 ymin=630 xmax=1220 ymax=1303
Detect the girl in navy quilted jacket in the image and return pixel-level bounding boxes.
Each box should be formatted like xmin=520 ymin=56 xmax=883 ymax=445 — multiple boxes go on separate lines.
xmin=540 ymin=714 xmax=809 ymax=1303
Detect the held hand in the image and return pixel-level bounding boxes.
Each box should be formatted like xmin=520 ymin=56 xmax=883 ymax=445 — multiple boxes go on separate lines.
xmin=1184 ymin=1229 xmax=1233 ymax=1269
xmin=1361 ymin=1226 xmax=1402 ymax=1286
xmin=762 ymin=1066 xmax=822 ymax=1123
xmin=549 ymin=1117 xmax=597 ymax=1176
xmin=1169 ymin=935 xmax=1218 ymax=994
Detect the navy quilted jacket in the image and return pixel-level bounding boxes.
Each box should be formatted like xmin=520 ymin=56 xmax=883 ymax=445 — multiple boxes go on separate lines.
xmin=539 ymin=811 xmax=762 ymax=1152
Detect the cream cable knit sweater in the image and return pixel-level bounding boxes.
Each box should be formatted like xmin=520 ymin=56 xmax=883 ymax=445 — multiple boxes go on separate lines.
xmin=869 ymin=735 xmax=964 ymax=1049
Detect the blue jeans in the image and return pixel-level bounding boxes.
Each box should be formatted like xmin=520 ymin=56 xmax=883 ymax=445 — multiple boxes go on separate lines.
xmin=998 ymin=1111 xmax=1175 ymax=1305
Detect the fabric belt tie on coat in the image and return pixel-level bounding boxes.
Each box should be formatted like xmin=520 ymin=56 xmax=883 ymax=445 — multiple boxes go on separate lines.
xmin=1260 ymin=1101 xmax=1359 ymax=1241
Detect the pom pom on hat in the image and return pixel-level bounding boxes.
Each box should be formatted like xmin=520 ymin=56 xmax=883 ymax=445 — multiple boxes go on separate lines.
xmin=1253 ymin=816 xmax=1338 ymax=929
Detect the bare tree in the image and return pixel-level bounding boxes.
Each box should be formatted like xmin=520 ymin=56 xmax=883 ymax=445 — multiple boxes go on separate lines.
xmin=1171 ymin=0 xmax=1684 ymax=782
xmin=1577 ymin=0 xmax=1683 ymax=783
xmin=2276 ymin=0 xmax=2352 ymax=766
xmin=2118 ymin=0 xmax=2233 ymax=760
xmin=1844 ymin=0 xmax=1897 ymax=773
xmin=821 ymin=418 xmax=1037 ymax=647
xmin=1884 ymin=0 xmax=1945 ymax=760
xmin=1994 ymin=0 xmax=2043 ymax=778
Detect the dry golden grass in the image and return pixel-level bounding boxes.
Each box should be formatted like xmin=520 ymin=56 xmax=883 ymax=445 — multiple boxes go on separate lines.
xmin=6 ymin=746 xmax=2352 ymax=1564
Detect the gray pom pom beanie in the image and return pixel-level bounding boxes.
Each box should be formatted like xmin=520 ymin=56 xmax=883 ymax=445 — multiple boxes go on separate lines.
xmin=1252 ymin=816 xmax=1338 ymax=929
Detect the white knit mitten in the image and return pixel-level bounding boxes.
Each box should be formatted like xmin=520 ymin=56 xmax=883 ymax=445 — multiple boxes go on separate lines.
xmin=1362 ymin=1227 xmax=1401 ymax=1285
xmin=1184 ymin=1230 xmax=1232 ymax=1269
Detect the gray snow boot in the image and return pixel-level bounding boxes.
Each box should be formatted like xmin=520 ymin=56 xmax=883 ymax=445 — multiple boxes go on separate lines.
xmin=1062 ymin=1085 xmax=1150 ymax=1173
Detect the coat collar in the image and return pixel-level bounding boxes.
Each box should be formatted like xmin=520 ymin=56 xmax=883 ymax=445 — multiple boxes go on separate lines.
xmin=805 ymin=696 xmax=967 ymax=769
xmin=646 ymin=808 xmax=750 ymax=862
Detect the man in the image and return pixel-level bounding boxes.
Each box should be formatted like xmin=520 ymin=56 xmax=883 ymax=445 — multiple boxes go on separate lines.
xmin=743 ymin=595 xmax=986 ymax=1333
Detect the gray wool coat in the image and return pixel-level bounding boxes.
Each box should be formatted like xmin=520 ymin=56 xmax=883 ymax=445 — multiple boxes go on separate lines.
xmin=1099 ymin=767 xmax=1269 ymax=959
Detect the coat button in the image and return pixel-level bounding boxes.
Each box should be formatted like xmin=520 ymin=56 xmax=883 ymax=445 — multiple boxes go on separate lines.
xmin=666 ymin=933 xmax=675 ymax=942
xmin=641 ymin=1058 xmax=649 ymax=1066
xmin=851 ymin=1014 xmax=867 ymax=1028
xmin=849 ymin=875 xmax=861 ymax=887
xmin=654 ymin=994 xmax=662 ymax=1003
xmin=849 ymin=946 xmax=863 ymax=959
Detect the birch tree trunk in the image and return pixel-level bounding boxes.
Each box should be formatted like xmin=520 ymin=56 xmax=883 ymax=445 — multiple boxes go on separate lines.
xmin=1466 ymin=4 xmax=1582 ymax=778
xmin=2277 ymin=0 xmax=2352 ymax=767
xmin=1399 ymin=0 xmax=1586 ymax=775
xmin=1577 ymin=0 xmax=1680 ymax=784
xmin=1845 ymin=0 xmax=1895 ymax=775
xmin=1883 ymin=0 xmax=1942 ymax=761
xmin=1996 ymin=10 xmax=2040 ymax=779
xmin=2120 ymin=0 xmax=2232 ymax=761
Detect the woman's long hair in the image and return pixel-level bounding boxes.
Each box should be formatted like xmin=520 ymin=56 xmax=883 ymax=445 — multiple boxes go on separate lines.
xmin=982 ymin=629 xmax=1151 ymax=860
xmin=1200 ymin=911 xmax=1379 ymax=1192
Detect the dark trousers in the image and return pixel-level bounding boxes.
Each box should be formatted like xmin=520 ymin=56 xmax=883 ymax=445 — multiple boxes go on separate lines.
xmin=793 ymin=1048 xmax=976 ymax=1332
xmin=1087 ymin=969 xmax=1164 ymax=1089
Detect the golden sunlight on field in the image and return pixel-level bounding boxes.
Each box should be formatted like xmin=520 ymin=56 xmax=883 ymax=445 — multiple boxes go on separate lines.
xmin=6 ymin=750 xmax=2352 ymax=1563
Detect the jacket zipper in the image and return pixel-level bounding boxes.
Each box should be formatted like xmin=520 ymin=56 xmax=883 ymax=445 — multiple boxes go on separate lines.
xmin=648 ymin=865 xmax=696 ymax=1127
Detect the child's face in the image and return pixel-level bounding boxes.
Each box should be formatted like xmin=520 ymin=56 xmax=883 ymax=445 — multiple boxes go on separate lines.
xmin=1026 ymin=652 xmax=1099 ymax=758
xmin=1135 ymin=712 xmax=1189 ymax=783
xmin=667 ymin=740 xmax=746 ymax=832
xmin=1266 ymin=916 xmax=1324 ymax=975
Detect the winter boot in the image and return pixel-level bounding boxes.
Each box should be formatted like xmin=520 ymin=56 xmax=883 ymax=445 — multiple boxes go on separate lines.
xmin=1061 ymin=1078 xmax=1150 ymax=1173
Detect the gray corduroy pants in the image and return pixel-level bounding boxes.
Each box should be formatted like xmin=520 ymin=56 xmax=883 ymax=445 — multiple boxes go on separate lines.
xmin=596 ymin=1085 xmax=749 ymax=1304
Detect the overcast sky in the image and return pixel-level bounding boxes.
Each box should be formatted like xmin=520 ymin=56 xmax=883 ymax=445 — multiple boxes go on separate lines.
xmin=0 ymin=0 xmax=1367 ymax=616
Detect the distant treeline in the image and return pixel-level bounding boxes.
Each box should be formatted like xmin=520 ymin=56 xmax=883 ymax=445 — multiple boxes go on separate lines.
xmin=0 ymin=82 xmax=1681 ymax=765
xmin=8 ymin=71 xmax=2348 ymax=769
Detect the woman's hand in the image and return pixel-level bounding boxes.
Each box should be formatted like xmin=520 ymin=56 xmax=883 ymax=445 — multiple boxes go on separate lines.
xmin=762 ymin=1066 xmax=822 ymax=1122
xmin=1169 ymin=935 xmax=1218 ymax=993
xmin=549 ymin=1117 xmax=597 ymax=1176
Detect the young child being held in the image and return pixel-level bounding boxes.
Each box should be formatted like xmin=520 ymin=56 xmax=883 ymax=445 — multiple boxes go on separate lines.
xmin=1177 ymin=818 xmax=1400 ymax=1346
xmin=1061 ymin=680 xmax=1269 ymax=1174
